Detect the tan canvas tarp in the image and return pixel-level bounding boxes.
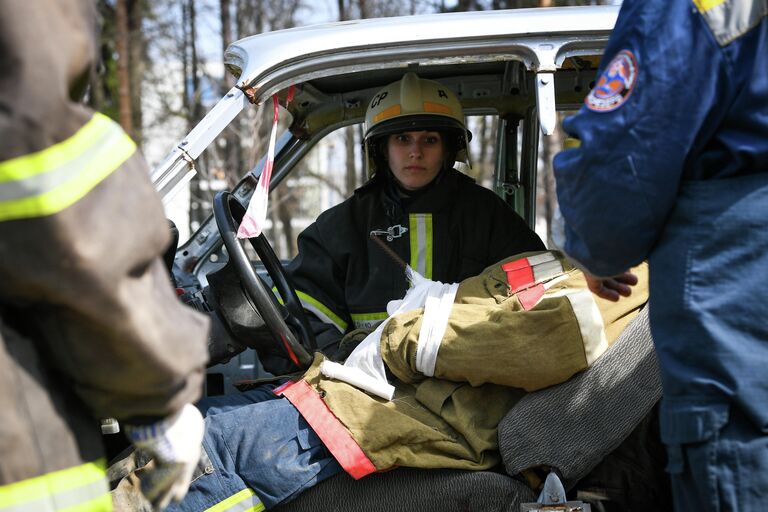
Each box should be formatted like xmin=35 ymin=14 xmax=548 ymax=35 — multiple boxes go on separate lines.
xmin=293 ymin=252 xmax=649 ymax=472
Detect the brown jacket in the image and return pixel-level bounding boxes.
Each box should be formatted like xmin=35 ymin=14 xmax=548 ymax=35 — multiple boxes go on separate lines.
xmin=0 ymin=0 xmax=209 ymax=490
xmin=281 ymin=252 xmax=648 ymax=477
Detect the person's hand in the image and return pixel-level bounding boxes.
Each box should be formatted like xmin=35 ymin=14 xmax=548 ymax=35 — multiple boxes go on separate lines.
xmin=584 ymin=271 xmax=638 ymax=302
xmin=124 ymin=404 xmax=205 ymax=511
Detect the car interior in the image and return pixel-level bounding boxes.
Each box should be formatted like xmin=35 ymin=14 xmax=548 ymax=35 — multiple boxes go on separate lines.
xmin=111 ymin=8 xmax=673 ymax=511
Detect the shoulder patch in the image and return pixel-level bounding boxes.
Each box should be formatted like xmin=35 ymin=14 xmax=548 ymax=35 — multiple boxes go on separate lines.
xmin=585 ymin=50 xmax=638 ymax=112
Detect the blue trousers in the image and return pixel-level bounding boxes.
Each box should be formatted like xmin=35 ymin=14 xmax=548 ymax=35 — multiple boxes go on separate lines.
xmin=169 ymin=385 xmax=342 ymax=511
xmin=664 ymin=403 xmax=768 ymax=511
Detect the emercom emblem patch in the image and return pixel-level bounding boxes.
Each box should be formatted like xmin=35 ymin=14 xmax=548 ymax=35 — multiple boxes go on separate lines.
xmin=585 ymin=49 xmax=638 ymax=112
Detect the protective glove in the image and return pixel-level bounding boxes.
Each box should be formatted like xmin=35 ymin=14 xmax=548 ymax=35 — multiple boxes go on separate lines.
xmin=124 ymin=404 xmax=205 ymax=511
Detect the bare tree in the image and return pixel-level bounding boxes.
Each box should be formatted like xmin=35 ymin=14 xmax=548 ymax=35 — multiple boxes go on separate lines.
xmin=127 ymin=0 xmax=146 ymax=143
xmin=115 ymin=0 xmax=134 ymax=138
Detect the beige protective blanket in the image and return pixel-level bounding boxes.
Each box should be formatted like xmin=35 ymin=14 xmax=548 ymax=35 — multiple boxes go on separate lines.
xmin=289 ymin=251 xmax=649 ymax=474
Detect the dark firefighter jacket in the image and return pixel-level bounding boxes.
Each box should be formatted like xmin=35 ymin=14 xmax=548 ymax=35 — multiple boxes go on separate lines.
xmin=0 ymin=1 xmax=209 ymax=509
xmin=285 ymin=167 xmax=545 ymax=354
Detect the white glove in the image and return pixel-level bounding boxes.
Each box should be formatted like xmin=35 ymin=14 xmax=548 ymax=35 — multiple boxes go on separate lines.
xmin=124 ymin=404 xmax=205 ymax=511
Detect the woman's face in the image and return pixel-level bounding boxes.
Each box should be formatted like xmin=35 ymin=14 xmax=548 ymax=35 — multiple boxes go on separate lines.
xmin=386 ymin=131 xmax=445 ymax=191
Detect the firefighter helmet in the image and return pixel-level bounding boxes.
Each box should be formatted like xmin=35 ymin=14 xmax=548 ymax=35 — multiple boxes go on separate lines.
xmin=363 ymin=72 xmax=471 ymax=176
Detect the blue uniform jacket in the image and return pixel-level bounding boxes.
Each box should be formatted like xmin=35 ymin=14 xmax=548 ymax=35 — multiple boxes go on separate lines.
xmin=553 ymin=0 xmax=768 ymax=277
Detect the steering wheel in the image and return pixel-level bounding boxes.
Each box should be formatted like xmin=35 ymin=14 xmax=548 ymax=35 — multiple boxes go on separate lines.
xmin=213 ymin=191 xmax=315 ymax=369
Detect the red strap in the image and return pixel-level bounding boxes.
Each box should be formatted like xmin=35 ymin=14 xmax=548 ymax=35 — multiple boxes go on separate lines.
xmin=278 ymin=380 xmax=377 ymax=479
xmin=272 ymin=379 xmax=294 ymax=396
xmin=518 ymin=283 xmax=546 ymax=310
xmin=278 ymin=333 xmax=300 ymax=367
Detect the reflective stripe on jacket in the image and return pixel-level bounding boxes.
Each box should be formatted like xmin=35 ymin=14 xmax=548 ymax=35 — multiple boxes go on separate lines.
xmin=0 ymin=113 xmax=135 ymax=221
xmin=0 ymin=460 xmax=111 ymax=512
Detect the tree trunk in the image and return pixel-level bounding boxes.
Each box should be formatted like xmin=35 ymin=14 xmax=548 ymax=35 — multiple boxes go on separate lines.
xmin=345 ymin=127 xmax=357 ymax=196
xmin=275 ymin=185 xmax=296 ymax=258
xmin=181 ymin=2 xmax=191 ymax=124
xmin=115 ymin=0 xmax=133 ymax=138
xmin=220 ymin=0 xmax=242 ymax=183
xmin=476 ymin=115 xmax=489 ymax=184
xmin=358 ymin=124 xmax=367 ymax=184
xmin=127 ymin=0 xmax=144 ymax=145
xmin=188 ymin=0 xmax=201 ymax=125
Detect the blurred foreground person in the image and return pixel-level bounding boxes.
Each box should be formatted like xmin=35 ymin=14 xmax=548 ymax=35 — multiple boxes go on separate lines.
xmin=554 ymin=0 xmax=768 ymax=509
xmin=0 ymin=1 xmax=210 ymax=509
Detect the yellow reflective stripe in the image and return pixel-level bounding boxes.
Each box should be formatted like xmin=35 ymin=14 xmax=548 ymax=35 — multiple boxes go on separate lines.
xmin=372 ymin=104 xmax=401 ymax=123
xmin=422 ymin=101 xmax=452 ymax=115
xmin=0 ymin=459 xmax=111 ymax=511
xmin=0 ymin=114 xmax=118 ymax=182
xmin=351 ymin=312 xmax=388 ymax=322
xmin=409 ymin=215 xmax=419 ymax=271
xmin=60 ymin=493 xmax=113 ymax=512
xmin=351 ymin=312 xmax=389 ymax=328
xmin=693 ymin=0 xmax=727 ymax=13
xmin=0 ymin=112 xmax=136 ymax=222
xmin=296 ymin=290 xmax=348 ymax=332
xmin=205 ymin=488 xmax=265 ymax=512
xmin=409 ymin=214 xmax=433 ymax=279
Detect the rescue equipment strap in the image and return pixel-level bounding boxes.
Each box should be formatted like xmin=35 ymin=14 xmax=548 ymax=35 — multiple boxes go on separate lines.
xmin=409 ymin=214 xmax=433 ymax=279
xmin=0 ymin=113 xmax=136 ymax=222
xmin=205 ymin=487 xmax=265 ymax=512
xmin=0 ymin=459 xmax=111 ymax=512
xmin=279 ymin=379 xmax=377 ymax=479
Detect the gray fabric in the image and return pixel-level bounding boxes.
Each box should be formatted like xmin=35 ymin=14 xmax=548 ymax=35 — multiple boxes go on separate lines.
xmin=272 ymin=468 xmax=536 ymax=512
xmin=499 ymin=306 xmax=661 ymax=489
xmin=699 ymin=0 xmax=767 ymax=46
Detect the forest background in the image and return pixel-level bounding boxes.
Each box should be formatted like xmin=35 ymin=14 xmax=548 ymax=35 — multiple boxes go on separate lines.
xmin=93 ymin=0 xmax=620 ymax=256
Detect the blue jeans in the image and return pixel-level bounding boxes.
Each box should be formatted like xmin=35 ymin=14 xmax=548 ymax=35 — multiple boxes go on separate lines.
xmin=169 ymin=386 xmax=342 ymax=510
xmin=664 ymin=403 xmax=768 ymax=511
